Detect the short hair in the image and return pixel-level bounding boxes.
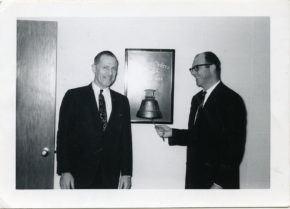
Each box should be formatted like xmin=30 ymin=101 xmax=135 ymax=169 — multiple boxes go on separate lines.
xmin=200 ymin=51 xmax=221 ymax=74
xmin=94 ymin=51 xmax=118 ymax=65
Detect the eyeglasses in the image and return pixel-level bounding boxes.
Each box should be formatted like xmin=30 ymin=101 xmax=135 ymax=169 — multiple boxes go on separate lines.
xmin=189 ymin=64 xmax=212 ymax=73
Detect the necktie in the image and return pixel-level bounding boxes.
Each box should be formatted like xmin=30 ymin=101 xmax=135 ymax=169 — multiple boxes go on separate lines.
xmin=99 ymin=89 xmax=107 ymax=131
xmin=198 ymin=90 xmax=207 ymax=107
xmin=194 ymin=91 xmax=207 ymax=124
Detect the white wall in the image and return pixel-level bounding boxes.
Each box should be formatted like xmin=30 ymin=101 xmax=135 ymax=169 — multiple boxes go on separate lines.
xmin=54 ymin=17 xmax=270 ymax=189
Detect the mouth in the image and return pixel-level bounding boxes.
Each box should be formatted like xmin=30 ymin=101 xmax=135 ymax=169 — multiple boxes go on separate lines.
xmin=103 ymin=75 xmax=112 ymax=81
xmin=103 ymin=75 xmax=115 ymax=85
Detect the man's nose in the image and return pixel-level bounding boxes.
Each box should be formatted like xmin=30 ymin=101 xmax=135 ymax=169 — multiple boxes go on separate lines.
xmin=107 ymin=69 xmax=114 ymax=75
xmin=191 ymin=69 xmax=197 ymax=77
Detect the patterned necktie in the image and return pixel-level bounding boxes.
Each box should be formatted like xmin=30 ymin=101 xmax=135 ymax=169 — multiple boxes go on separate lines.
xmin=99 ymin=89 xmax=107 ymax=131
xmin=194 ymin=91 xmax=207 ymax=124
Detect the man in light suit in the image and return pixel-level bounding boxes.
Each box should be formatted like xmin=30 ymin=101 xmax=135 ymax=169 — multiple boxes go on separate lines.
xmin=57 ymin=51 xmax=132 ymax=189
xmin=155 ymin=51 xmax=247 ymax=189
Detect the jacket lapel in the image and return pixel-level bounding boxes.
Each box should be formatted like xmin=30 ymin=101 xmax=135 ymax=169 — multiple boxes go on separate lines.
xmin=105 ymin=90 xmax=119 ymax=132
xmin=203 ymin=82 xmax=223 ymax=109
xmin=86 ymin=83 xmax=102 ymax=129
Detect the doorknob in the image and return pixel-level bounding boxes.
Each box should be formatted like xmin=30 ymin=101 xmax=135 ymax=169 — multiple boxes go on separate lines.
xmin=41 ymin=147 xmax=50 ymax=157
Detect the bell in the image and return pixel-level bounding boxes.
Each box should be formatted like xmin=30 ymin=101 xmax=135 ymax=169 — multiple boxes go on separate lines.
xmin=137 ymin=89 xmax=162 ymax=119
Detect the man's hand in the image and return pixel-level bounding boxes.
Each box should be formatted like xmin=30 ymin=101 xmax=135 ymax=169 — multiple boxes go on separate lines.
xmin=118 ymin=175 xmax=131 ymax=189
xmin=60 ymin=172 xmax=75 ymax=189
xmin=154 ymin=125 xmax=172 ymax=139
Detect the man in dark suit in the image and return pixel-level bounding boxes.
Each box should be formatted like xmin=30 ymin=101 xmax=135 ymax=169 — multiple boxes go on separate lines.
xmin=56 ymin=51 xmax=132 ymax=189
xmin=155 ymin=51 xmax=247 ymax=189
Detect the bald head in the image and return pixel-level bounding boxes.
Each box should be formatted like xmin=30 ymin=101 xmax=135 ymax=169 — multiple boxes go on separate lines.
xmin=193 ymin=51 xmax=221 ymax=76
xmin=190 ymin=51 xmax=221 ymax=90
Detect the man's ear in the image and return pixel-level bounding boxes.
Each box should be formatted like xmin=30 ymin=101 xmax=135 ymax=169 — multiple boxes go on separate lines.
xmin=91 ymin=64 xmax=96 ymax=73
xmin=209 ymin=64 xmax=216 ymax=74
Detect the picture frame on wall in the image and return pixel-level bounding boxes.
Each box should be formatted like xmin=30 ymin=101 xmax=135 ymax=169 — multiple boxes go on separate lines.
xmin=125 ymin=48 xmax=175 ymax=123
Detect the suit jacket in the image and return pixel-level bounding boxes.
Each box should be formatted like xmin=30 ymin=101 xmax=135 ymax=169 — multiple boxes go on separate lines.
xmin=56 ymin=84 xmax=132 ymax=188
xmin=169 ymin=82 xmax=247 ymax=189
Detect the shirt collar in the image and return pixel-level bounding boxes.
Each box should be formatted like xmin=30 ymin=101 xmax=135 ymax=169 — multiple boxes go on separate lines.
xmin=205 ymin=80 xmax=220 ymax=95
xmin=92 ymin=82 xmax=110 ymax=94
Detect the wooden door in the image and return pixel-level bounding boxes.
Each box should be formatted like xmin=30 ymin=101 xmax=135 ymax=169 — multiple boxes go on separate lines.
xmin=16 ymin=20 xmax=57 ymax=189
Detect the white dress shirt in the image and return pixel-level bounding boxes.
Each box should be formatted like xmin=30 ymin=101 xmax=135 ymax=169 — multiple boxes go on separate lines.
xmin=92 ymin=82 xmax=112 ymax=121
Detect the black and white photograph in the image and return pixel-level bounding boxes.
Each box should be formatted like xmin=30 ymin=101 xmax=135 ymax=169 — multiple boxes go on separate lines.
xmin=15 ymin=16 xmax=270 ymax=190
xmin=0 ymin=0 xmax=289 ymax=208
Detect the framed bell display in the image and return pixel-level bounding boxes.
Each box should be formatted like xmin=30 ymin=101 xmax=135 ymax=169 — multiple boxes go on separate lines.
xmin=125 ymin=48 xmax=175 ymax=123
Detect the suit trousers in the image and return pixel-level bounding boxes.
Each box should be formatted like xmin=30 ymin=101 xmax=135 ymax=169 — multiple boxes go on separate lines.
xmin=75 ymin=165 xmax=107 ymax=189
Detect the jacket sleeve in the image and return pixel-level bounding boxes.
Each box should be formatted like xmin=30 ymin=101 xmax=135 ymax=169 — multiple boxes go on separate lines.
xmin=56 ymin=90 xmax=75 ymax=175
xmin=168 ymin=129 xmax=189 ymax=146
xmin=168 ymin=96 xmax=197 ymax=146
xmin=215 ymin=95 xmax=247 ymax=188
xmin=120 ymin=97 xmax=133 ymax=176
